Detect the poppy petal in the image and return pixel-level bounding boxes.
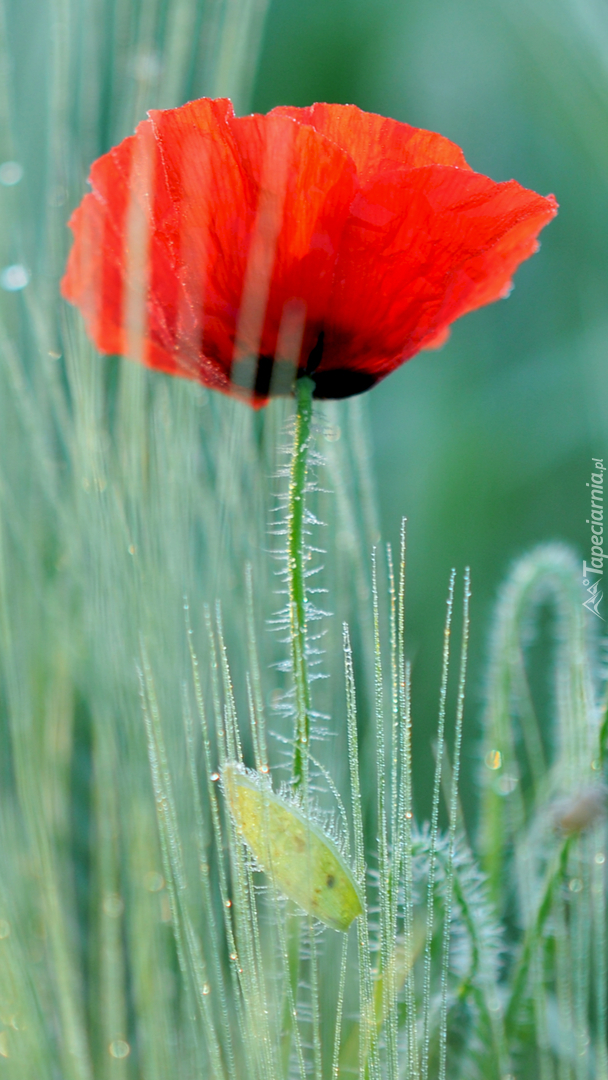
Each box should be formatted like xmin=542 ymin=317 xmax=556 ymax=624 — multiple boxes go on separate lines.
xmin=62 ymin=98 xmax=557 ymax=404
xmin=312 ymin=165 xmax=557 ymax=391
xmin=226 ymin=111 xmax=356 ymax=397
xmin=270 ymin=102 xmax=471 ymax=181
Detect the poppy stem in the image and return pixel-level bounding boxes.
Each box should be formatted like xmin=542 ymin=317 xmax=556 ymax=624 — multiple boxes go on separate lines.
xmin=288 ymin=375 xmax=315 ymax=791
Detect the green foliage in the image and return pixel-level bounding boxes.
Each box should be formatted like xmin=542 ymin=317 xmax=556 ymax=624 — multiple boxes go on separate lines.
xmin=0 ymin=0 xmax=606 ymax=1076
xmin=479 ymin=544 xmax=607 ymax=1080
xmin=255 ymin=0 xmax=608 ymax=820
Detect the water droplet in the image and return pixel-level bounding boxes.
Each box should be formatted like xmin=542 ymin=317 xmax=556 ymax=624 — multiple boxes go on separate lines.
xmin=0 ymin=161 xmax=23 ymax=186
xmin=568 ymin=877 xmax=583 ymax=893
xmin=225 ymin=899 xmax=232 ymax=908
xmin=103 ymin=894 xmax=124 ymax=918
xmin=0 ymin=920 xmax=10 ymax=940
xmin=405 ymin=811 xmax=413 ymax=820
xmin=485 ymin=749 xmax=502 ymax=771
xmin=210 ymin=772 xmax=220 ymax=781
xmin=497 ymin=775 xmax=518 ymax=795
xmin=202 ymin=983 xmax=211 ymax=995
xmin=132 ymin=51 xmax=161 ymax=81
xmin=1 ymin=264 xmax=29 ymax=291
xmin=259 ymin=765 xmax=269 ymax=774
xmin=109 ymin=1039 xmax=130 ymax=1059
xmin=230 ymin=952 xmax=237 ymax=960
xmin=591 ymin=759 xmax=601 ymax=771
xmin=595 ymin=852 xmax=605 ymax=865
xmin=144 ymin=871 xmax=164 ymax=892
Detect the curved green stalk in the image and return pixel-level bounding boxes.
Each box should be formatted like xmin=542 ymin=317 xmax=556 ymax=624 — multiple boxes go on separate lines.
xmin=288 ymin=376 xmax=314 ymax=790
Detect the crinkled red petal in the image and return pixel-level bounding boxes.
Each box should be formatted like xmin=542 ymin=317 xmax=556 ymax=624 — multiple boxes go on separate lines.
xmin=62 ymin=98 xmax=557 ymax=404
xmin=270 ymin=103 xmax=471 ymax=181
xmin=310 ymin=166 xmax=557 ymax=394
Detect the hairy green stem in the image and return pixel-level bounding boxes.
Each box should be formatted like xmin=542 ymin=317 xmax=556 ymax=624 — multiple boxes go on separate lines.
xmin=288 ymin=376 xmax=314 ymax=790
xmin=279 ymin=377 xmax=315 ymax=1070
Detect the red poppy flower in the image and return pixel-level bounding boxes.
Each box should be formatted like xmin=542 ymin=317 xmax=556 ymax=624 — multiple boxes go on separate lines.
xmin=62 ymin=98 xmax=557 ymax=404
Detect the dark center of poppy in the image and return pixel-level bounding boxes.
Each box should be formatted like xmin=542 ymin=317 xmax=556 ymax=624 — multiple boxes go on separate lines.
xmin=253 ymin=354 xmax=274 ymax=399
xmin=305 ymin=330 xmax=325 ymax=376
xmin=253 ymin=328 xmax=326 ymax=399
xmin=253 ymin=327 xmax=377 ymax=400
xmin=304 ymin=328 xmax=377 ymax=399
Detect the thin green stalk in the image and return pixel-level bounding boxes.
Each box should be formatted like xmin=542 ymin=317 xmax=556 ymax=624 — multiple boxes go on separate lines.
xmin=332 ymin=936 xmax=349 ymax=1080
xmin=438 ymin=568 xmax=471 ymax=1080
xmin=343 ymin=622 xmax=379 ymax=1080
xmin=421 ymin=570 xmax=456 ymax=1080
xmin=288 ymin=376 xmax=314 ymax=790
xmin=505 ymin=839 xmax=572 ymax=1035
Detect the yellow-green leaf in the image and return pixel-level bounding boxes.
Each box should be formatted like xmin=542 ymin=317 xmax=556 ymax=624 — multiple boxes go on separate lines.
xmin=222 ymin=763 xmax=363 ymax=932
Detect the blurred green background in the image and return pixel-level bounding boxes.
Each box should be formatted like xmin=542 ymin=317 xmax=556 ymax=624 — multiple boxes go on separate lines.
xmin=253 ymin=0 xmax=608 ymax=819
xmin=4 ymin=0 xmax=607 ymax=827
xmin=0 ymin=2 xmax=604 ymax=1074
